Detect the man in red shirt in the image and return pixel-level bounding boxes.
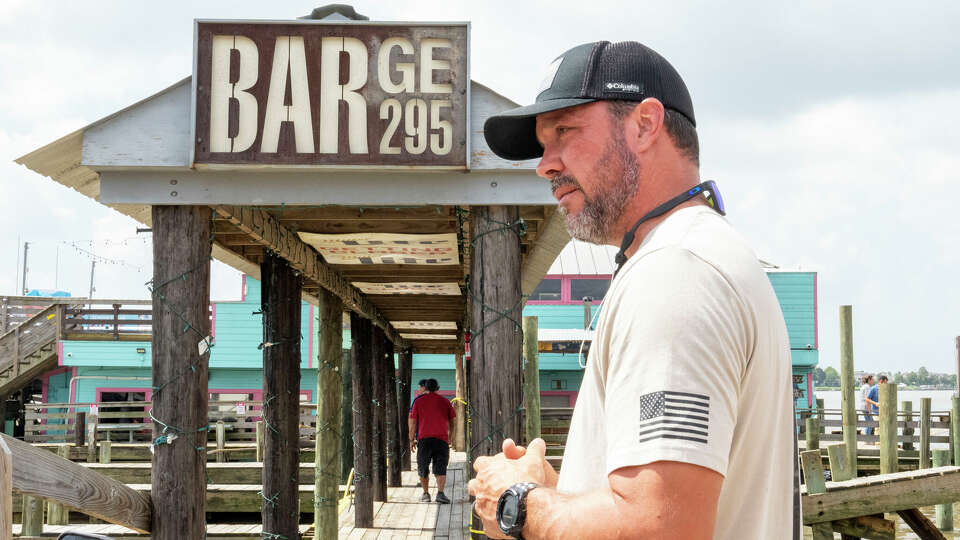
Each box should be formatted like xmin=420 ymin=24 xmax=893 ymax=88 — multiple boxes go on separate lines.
xmin=408 ymin=378 xmax=456 ymax=503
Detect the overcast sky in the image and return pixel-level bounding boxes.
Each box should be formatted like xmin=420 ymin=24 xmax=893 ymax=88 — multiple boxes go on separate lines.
xmin=1 ymin=1 xmax=958 ymax=374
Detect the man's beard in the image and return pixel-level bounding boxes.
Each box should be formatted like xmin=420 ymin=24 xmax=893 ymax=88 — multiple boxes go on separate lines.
xmin=551 ymin=134 xmax=641 ymax=244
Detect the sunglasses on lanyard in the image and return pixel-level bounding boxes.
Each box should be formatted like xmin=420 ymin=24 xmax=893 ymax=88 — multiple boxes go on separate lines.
xmin=613 ymin=180 xmax=726 ymax=277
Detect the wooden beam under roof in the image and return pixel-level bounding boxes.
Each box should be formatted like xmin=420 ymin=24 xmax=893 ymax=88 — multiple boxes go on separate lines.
xmin=212 ymin=205 xmax=407 ymax=349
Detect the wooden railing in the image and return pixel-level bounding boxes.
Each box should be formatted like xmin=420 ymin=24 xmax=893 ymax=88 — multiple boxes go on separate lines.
xmin=0 ymin=432 xmax=152 ymax=537
xmin=797 ymin=407 xmax=953 ymax=445
xmin=0 ymin=296 xmax=157 ymax=342
xmin=24 ymin=400 xmax=319 ymax=444
xmin=0 ymin=304 xmax=60 ymax=375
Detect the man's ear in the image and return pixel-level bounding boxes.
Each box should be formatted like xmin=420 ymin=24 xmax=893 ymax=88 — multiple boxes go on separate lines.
xmin=627 ymin=98 xmax=666 ymax=153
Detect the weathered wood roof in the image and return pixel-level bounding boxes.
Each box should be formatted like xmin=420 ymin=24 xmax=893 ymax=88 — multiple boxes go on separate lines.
xmin=14 ymin=78 xmax=569 ymax=354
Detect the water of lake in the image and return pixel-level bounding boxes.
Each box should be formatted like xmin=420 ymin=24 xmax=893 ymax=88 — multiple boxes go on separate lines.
xmin=816 ymin=389 xmax=956 ymax=412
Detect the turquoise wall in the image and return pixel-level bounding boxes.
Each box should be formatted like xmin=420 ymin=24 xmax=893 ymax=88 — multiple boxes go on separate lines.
xmin=766 ymin=272 xmax=818 ymax=368
xmin=69 ymin=366 xmax=319 ymax=406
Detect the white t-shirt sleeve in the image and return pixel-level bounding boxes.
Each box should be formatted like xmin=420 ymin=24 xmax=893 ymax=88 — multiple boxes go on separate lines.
xmin=602 ymin=247 xmax=753 ymax=477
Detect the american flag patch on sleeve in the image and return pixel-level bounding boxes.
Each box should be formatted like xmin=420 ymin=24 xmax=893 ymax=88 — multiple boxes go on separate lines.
xmin=637 ymin=391 xmax=710 ymax=444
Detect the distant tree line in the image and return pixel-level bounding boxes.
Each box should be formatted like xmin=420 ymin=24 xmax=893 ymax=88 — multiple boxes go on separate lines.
xmin=814 ymin=366 xmax=957 ymax=388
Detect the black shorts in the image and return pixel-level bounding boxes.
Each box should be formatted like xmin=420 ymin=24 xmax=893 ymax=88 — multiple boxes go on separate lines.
xmin=417 ymin=437 xmax=450 ymax=477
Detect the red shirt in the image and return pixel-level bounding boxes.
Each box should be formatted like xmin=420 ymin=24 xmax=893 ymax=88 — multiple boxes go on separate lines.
xmin=409 ymin=392 xmax=456 ymax=442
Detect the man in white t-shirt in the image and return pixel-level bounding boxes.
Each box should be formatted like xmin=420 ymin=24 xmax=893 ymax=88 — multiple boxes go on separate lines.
xmin=467 ymin=41 xmax=796 ymax=539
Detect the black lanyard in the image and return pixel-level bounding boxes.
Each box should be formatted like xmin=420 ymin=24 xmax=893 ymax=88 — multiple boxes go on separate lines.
xmin=612 ymin=180 xmax=726 ymax=278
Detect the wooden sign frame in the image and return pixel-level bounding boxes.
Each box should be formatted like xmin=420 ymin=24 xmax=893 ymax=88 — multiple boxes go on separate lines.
xmin=191 ymin=19 xmax=470 ymax=169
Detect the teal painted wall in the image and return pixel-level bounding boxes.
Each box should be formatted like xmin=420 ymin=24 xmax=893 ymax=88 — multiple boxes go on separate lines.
xmin=766 ymin=272 xmax=819 ymax=369
xmin=522 ymin=304 xmax=599 ymax=330
xmin=69 ymin=366 xmax=318 ymax=406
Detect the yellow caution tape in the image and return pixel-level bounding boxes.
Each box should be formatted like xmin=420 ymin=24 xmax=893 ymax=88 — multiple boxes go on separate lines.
xmin=452 ymin=397 xmax=468 ymax=406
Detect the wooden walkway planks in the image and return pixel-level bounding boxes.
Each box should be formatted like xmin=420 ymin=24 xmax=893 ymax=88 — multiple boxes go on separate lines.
xmin=338 ymin=452 xmax=469 ymax=539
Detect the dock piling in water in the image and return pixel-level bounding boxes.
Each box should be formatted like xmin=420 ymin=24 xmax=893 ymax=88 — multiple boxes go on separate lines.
xmin=839 ymin=305 xmax=858 ymax=473
xmin=933 ymin=449 xmax=953 ymax=531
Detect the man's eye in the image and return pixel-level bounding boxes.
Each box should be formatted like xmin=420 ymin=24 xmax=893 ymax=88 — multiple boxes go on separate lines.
xmin=556 ymin=126 xmax=570 ymax=136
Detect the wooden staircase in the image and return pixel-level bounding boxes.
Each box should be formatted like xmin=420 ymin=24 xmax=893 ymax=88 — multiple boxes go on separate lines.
xmin=0 ymin=304 xmax=62 ymax=398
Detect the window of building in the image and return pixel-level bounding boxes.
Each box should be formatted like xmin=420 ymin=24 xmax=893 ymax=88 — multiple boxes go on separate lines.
xmin=570 ymin=278 xmax=610 ymax=302
xmin=530 ymin=278 xmax=562 ymax=302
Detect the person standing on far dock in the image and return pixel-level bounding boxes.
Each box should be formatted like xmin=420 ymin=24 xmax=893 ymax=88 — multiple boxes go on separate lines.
xmin=468 ymin=40 xmax=796 ymax=539
xmin=861 ymin=374 xmax=876 ymax=436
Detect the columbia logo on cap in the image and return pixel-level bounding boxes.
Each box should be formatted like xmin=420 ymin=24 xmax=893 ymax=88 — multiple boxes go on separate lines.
xmin=605 ymin=82 xmax=641 ymax=93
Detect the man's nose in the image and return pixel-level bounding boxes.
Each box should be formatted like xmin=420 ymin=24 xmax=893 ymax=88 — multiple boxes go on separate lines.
xmin=536 ymin=145 xmax=563 ymax=180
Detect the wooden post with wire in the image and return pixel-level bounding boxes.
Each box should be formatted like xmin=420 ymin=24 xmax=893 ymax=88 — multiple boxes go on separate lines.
xmin=384 ymin=337 xmax=402 ymax=488
xmin=255 ymin=421 xmax=264 ymax=463
xmin=839 ymin=305 xmax=858 ymax=473
xmin=351 ymin=313 xmax=374 ymax=527
xmin=371 ymin=325 xmax=388 ymax=502
xmin=314 ymin=287 xmax=343 ymax=540
xmin=341 ymin=350 xmax=354 ymax=481
xmin=469 ymin=206 xmax=524 ymax=540
xmin=523 ymin=316 xmax=541 ymax=445
xmin=397 ymin=348 xmax=413 ymax=467
xmin=150 ymin=204 xmax=211 ymax=540
xmin=259 ymin=252 xmax=302 ymax=540
xmin=453 ymin=349 xmax=467 ymax=452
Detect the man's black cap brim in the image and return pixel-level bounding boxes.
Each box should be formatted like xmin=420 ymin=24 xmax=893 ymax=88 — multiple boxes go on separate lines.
xmin=483 ymin=98 xmax=597 ymax=161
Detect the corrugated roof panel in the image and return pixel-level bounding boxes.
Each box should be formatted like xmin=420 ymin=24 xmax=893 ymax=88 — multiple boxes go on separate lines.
xmin=547 ymin=239 xmax=618 ymax=275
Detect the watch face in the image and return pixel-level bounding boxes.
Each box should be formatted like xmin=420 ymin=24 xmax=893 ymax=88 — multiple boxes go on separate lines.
xmin=501 ymin=495 xmax=520 ymax=527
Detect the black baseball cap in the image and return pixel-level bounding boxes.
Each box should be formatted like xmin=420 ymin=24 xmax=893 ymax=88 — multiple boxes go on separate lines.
xmin=483 ymin=41 xmax=695 ymax=161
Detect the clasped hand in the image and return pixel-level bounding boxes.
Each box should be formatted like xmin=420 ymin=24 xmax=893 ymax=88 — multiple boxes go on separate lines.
xmin=467 ymin=438 xmax=558 ymax=539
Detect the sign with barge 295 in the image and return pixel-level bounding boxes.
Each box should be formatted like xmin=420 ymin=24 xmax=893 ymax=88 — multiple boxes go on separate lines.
xmin=192 ymin=21 xmax=468 ymax=168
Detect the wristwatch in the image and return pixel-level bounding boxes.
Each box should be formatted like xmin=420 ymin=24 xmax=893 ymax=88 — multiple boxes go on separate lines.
xmin=496 ymin=482 xmax=538 ymax=539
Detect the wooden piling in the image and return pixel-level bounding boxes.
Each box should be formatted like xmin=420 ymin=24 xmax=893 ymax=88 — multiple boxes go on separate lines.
xmin=351 ymin=313 xmax=374 ymax=527
xmin=396 ymin=348 xmax=413 ymax=468
xmin=805 ymin=417 xmax=820 ymax=451
xmin=314 ymin=288 xmax=343 ymax=540
xmin=827 ymin=443 xmax=854 ymax=482
xmin=21 ymin=494 xmax=42 ymax=536
xmin=934 ymin=449 xmax=953 ymax=531
xmin=215 ymin=421 xmax=226 ymax=463
xmin=259 ymin=253 xmax=302 ymax=540
xmin=953 ymin=396 xmax=960 ymax=466
xmin=341 ymin=351 xmax=354 ymax=480
xmin=452 ymin=350 xmax=467 ymax=452
xmin=800 ymin=449 xmax=826 ymax=494
xmin=46 ymin=444 xmax=70 ymax=525
xmin=99 ymin=440 xmax=112 ymax=464
xmin=86 ymin=414 xmax=98 ymax=463
xmin=920 ymin=397 xmax=932 ymax=469
xmin=468 ymin=205 xmax=524 ymax=460
xmin=0 ymin=435 xmax=10 ymax=539
xmin=879 ymin=383 xmax=898 ymax=474
xmin=523 ymin=316 xmax=541 ymax=445
xmin=839 ymin=305 xmax=858 ymax=472
xmin=816 ymin=398 xmax=825 ymax=434
xmin=902 ymin=400 xmax=914 ymax=451
xmin=150 ymin=204 xmax=211 ymax=540
xmin=73 ymin=411 xmax=85 ymax=447
xmin=384 ymin=336 xmax=401 ymax=488
xmin=255 ymin=421 xmax=264 ymax=463
xmin=370 ymin=326 xmax=387 ymax=502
